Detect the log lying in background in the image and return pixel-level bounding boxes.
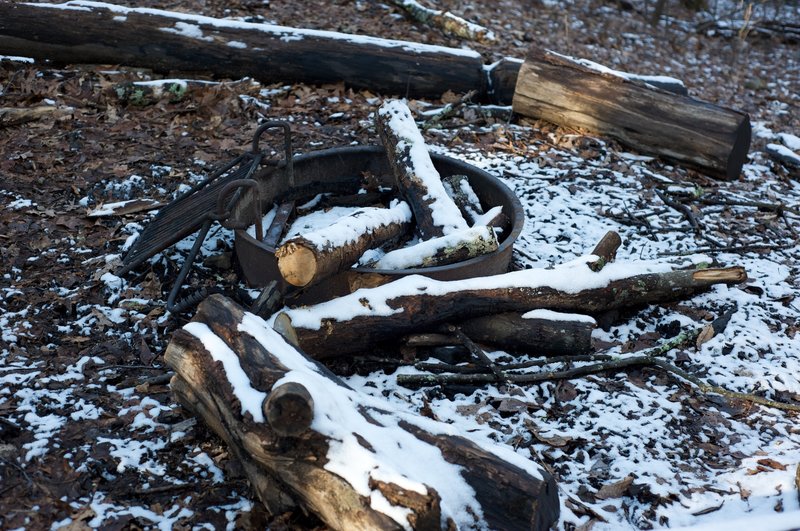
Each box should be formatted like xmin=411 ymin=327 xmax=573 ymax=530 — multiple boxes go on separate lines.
xmin=459 ymin=309 xmax=596 ymax=355
xmin=165 ymin=294 xmax=560 ymax=530
xmin=512 ymin=47 xmax=751 ymax=180
xmin=0 ymin=1 xmax=486 ymax=99
xmin=276 ymin=202 xmax=412 ymax=287
xmin=486 ymin=56 xmax=688 ymax=106
xmin=279 ymin=261 xmax=746 ymax=358
xmin=390 ymin=0 xmax=496 ymax=43
xmin=376 ymin=100 xmax=470 ymax=239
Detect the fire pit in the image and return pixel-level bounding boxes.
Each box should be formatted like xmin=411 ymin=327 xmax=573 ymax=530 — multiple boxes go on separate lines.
xmin=231 ymin=144 xmax=524 ymax=304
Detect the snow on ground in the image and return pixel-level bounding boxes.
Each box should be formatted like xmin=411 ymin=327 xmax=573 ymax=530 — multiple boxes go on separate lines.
xmin=2 ymin=0 xmax=799 ymax=528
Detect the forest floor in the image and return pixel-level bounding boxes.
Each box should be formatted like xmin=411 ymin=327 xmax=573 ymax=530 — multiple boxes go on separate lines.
xmin=2 ymin=0 xmax=800 ymax=529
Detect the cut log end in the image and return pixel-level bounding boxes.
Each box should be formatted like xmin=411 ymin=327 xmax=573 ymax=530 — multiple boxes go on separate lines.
xmin=692 ymin=266 xmax=747 ymax=283
xmin=264 ymin=382 xmax=315 ymax=438
xmin=276 ymin=243 xmax=317 ymax=287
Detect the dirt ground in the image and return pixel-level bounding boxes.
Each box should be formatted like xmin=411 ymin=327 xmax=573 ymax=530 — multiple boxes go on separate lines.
xmin=1 ymin=0 xmax=799 ymax=529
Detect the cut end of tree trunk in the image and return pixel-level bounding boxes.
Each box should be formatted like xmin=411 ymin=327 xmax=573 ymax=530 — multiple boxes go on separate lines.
xmin=263 ymin=382 xmax=315 ymax=438
xmin=276 ymin=242 xmax=317 ymax=287
xmin=692 ymin=266 xmax=747 ymax=283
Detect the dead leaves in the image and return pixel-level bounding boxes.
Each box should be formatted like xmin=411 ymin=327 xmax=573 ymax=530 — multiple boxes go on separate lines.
xmin=746 ymin=457 xmax=788 ymax=475
xmin=595 ymin=475 xmax=635 ymax=500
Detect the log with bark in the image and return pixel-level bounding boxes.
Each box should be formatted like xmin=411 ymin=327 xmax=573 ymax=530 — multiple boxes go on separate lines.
xmin=458 ymin=310 xmax=596 ymax=355
xmin=278 ymin=260 xmax=746 ymax=358
xmin=165 ymin=294 xmax=560 ymax=530
xmin=0 ymin=1 xmax=486 ymax=100
xmin=375 ymin=100 xmax=470 ymax=239
xmin=275 ymin=202 xmax=413 ymax=287
xmin=368 ymin=225 xmax=499 ymax=270
xmin=391 ymin=0 xmax=496 ymax=43
xmin=512 ymin=47 xmax=751 ymax=180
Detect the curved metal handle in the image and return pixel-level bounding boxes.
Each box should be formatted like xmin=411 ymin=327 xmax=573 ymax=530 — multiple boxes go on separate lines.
xmin=214 ymin=179 xmax=263 ymax=241
xmin=251 ymin=120 xmax=294 ymax=188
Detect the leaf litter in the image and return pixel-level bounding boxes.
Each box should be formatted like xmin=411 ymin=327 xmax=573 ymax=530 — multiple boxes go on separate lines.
xmin=1 ymin=0 xmax=800 ymax=529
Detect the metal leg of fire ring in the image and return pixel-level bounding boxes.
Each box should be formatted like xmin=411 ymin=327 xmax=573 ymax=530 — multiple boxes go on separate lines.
xmin=166 ymin=219 xmax=214 ymax=314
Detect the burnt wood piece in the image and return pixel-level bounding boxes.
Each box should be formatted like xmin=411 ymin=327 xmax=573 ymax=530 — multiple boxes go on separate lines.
xmin=275 ymin=203 xmax=412 ymax=287
xmin=459 ymin=311 xmax=595 ymax=355
xmin=164 ymin=294 xmax=559 ymax=530
xmin=375 ymin=100 xmax=469 ymax=239
xmin=443 ymin=174 xmax=483 ymax=225
xmin=487 ymin=58 xmax=525 ymax=105
xmin=0 ymin=2 xmax=486 ymax=99
xmin=512 ymin=47 xmax=751 ymax=180
xmin=280 ymin=264 xmax=746 ymax=358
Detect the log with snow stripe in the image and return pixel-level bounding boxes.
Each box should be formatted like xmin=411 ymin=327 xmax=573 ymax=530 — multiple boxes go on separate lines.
xmin=369 ymin=225 xmax=498 ymax=270
xmin=277 ymin=260 xmax=746 ymax=358
xmin=275 ymin=201 xmax=412 ymax=287
xmin=390 ymin=0 xmax=496 ymax=44
xmin=375 ymin=100 xmax=470 ymax=239
xmin=0 ymin=1 xmax=486 ymax=99
xmin=165 ymin=294 xmax=560 ymax=530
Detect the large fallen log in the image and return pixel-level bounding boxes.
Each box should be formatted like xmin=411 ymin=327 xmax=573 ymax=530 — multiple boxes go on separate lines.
xmin=0 ymin=1 xmax=485 ymax=99
xmin=278 ymin=260 xmax=746 ymax=358
xmin=376 ymin=100 xmax=470 ymax=239
xmin=512 ymin=47 xmax=751 ymax=180
xmin=165 ymin=294 xmax=559 ymax=530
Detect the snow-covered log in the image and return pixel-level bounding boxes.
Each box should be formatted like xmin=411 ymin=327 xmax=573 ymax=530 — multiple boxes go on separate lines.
xmin=459 ymin=310 xmax=596 ymax=355
xmin=275 ymin=202 xmax=413 ymax=288
xmin=369 ymin=225 xmax=498 ymax=270
xmin=0 ymin=1 xmax=486 ymax=99
xmin=278 ymin=261 xmax=746 ymax=358
xmin=375 ymin=100 xmax=470 ymax=239
xmin=765 ymin=143 xmax=800 ymax=170
xmin=164 ymin=294 xmax=560 ymax=530
xmin=390 ymin=0 xmax=496 ymax=43
xmin=512 ymin=47 xmax=751 ymax=180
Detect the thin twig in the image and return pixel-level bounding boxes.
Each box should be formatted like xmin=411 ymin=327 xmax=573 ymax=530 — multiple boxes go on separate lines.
xmin=657 ymin=243 xmax=787 ymax=256
xmin=421 ymin=90 xmax=478 ymax=130
xmin=442 ymin=324 xmax=507 ymax=381
xmin=651 ymin=359 xmax=800 ymax=412
xmin=654 ymin=188 xmax=701 ymax=233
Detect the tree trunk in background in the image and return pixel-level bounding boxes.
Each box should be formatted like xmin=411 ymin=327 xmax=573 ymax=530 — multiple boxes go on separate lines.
xmin=512 ymin=47 xmax=750 ymax=179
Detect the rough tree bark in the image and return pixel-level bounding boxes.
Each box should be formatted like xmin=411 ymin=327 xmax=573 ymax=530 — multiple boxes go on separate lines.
xmin=512 ymin=47 xmax=751 ymax=179
xmin=375 ymin=100 xmax=469 ymax=239
xmin=459 ymin=310 xmax=596 ymax=355
xmin=0 ymin=1 xmax=486 ymax=99
xmin=279 ymin=263 xmax=747 ymax=358
xmin=165 ymin=294 xmax=560 ymax=530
